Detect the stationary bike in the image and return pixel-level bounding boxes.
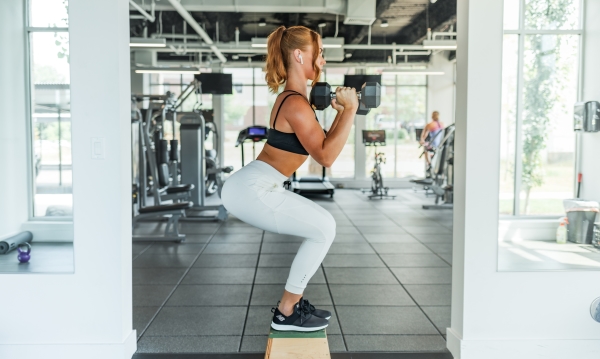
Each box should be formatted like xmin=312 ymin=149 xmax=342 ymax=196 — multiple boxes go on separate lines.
xmin=361 ymin=130 xmax=396 ymax=200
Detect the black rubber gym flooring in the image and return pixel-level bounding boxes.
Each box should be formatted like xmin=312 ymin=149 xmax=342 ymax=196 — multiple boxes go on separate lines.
xmin=132 ymin=189 xmax=453 ymax=355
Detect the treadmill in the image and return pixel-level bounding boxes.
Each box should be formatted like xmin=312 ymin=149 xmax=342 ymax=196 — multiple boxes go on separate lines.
xmin=235 ymin=126 xmax=269 ymax=166
xmin=292 ymin=166 xmax=335 ymax=198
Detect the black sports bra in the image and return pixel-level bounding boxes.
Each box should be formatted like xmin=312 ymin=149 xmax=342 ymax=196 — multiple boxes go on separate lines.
xmin=266 ymin=90 xmax=318 ymax=155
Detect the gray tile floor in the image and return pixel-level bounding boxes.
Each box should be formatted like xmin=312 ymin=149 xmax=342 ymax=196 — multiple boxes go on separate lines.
xmin=132 ymin=189 xmax=453 ymax=354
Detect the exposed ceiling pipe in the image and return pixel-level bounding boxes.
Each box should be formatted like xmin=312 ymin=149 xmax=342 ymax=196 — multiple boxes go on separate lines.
xmin=155 ymin=61 xmax=429 ymax=69
xmin=129 ymin=0 xmax=155 ymax=22
xmin=143 ymin=41 xmax=429 ymax=52
xmin=166 ymin=0 xmax=227 ymax=63
xmin=145 ymin=42 xmax=432 ymax=57
xmin=334 ymin=14 xmax=339 ymax=37
xmin=132 ymin=0 xmax=346 ymax=14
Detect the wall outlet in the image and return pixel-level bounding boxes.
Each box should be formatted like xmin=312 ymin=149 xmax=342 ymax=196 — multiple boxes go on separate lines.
xmin=91 ymin=137 xmax=105 ymax=159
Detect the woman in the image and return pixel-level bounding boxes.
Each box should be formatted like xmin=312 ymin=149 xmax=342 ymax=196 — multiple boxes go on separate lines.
xmin=221 ymin=26 xmax=357 ymax=332
xmin=419 ymin=111 xmax=445 ymax=166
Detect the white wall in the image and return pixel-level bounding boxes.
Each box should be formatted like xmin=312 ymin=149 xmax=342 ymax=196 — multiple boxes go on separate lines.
xmin=0 ymin=0 xmax=29 ymax=238
xmin=0 ymin=0 xmax=136 ymax=357
xmin=449 ymin=0 xmax=600 ymax=358
xmin=427 ymin=51 xmax=456 ymax=125
xmin=578 ymin=0 xmax=600 ymax=202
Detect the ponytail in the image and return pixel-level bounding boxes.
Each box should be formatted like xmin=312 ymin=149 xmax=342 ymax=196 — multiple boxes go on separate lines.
xmin=265 ymin=26 xmax=287 ymax=93
xmin=265 ymin=26 xmax=321 ymax=93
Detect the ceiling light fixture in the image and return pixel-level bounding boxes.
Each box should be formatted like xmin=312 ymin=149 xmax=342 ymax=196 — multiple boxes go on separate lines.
xmin=251 ymin=37 xmax=268 ymax=48
xmin=322 ymin=37 xmax=344 ymax=49
xmin=318 ymin=22 xmax=327 ymax=28
xmin=380 ymin=20 xmax=389 ymax=28
xmin=134 ymin=67 xmax=200 ymax=74
xmin=422 ymin=39 xmax=457 ymax=50
xmin=129 ymin=37 xmax=167 ymax=48
xmin=258 ymin=18 xmax=267 ymax=27
xmin=382 ymin=68 xmax=445 ymax=75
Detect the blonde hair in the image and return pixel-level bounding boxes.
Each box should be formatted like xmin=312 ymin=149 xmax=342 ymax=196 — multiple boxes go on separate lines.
xmin=265 ymin=26 xmax=322 ymax=93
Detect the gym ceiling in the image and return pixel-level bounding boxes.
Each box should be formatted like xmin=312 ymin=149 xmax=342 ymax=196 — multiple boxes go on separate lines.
xmin=129 ymin=0 xmax=457 ymax=65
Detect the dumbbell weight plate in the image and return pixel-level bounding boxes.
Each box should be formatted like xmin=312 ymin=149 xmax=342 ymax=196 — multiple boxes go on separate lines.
xmin=361 ymin=82 xmax=381 ymax=109
xmin=356 ymin=101 xmax=370 ymax=116
xmin=310 ymin=82 xmax=331 ymax=111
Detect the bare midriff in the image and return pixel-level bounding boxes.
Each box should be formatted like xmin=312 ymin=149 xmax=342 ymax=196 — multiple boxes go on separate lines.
xmin=256 ymin=144 xmax=308 ymax=178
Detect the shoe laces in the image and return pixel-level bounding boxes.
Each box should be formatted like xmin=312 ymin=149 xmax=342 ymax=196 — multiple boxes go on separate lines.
xmin=296 ymin=301 xmax=311 ymax=324
xmin=300 ymin=298 xmax=316 ymax=313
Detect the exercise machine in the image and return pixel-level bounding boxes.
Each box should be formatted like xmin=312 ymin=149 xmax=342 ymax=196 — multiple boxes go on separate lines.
xmin=179 ymin=112 xmax=228 ymax=221
xmin=422 ymin=124 xmax=455 ymax=210
xmin=235 ymin=126 xmax=269 ymax=166
xmin=411 ymin=127 xmax=447 ymax=195
xmin=291 ymin=166 xmax=335 ymax=198
xmin=131 ymin=98 xmax=193 ymax=242
xmin=361 ymin=130 xmax=396 ymax=200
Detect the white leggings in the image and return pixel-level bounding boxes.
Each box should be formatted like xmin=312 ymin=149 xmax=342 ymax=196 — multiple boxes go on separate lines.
xmin=221 ymin=160 xmax=336 ymax=294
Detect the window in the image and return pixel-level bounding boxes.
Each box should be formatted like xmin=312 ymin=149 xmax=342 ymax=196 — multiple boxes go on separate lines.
xmin=148 ymin=66 xmax=427 ymax=181
xmin=27 ymin=0 xmax=72 ymax=217
xmin=364 ymin=71 xmax=427 ymax=179
xmin=500 ymin=0 xmax=582 ymax=215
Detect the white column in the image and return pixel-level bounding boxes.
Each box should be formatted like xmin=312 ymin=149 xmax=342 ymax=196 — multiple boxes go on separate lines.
xmin=212 ymin=66 xmax=226 ymax=167
xmin=0 ymin=0 xmax=136 ymax=357
xmin=0 ymin=0 xmax=29 ymax=236
xmin=354 ymin=115 xmax=367 ymax=179
xmin=450 ymin=1 xmax=600 ymax=358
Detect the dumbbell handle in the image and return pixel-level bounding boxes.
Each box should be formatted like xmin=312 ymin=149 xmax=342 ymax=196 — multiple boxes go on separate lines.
xmin=330 ymin=92 xmax=362 ymax=101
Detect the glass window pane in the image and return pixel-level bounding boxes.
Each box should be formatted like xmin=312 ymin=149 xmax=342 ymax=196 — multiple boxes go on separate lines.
xmin=30 ymin=32 xmax=72 ymax=217
xmin=225 ymin=68 xmax=254 ymax=85
xmin=397 ymin=74 xmax=426 ymax=85
xmin=365 ymin=85 xmax=396 ymax=178
xmin=329 ymin=125 xmax=355 ymax=178
xmin=520 ymin=34 xmax=578 ymax=215
xmin=30 ymin=0 xmax=68 ymax=27
xmin=324 ymin=67 xmax=354 ymax=86
xmin=525 ymin=0 xmax=580 ymax=30
xmin=223 ymin=86 xmax=257 ymax=171
xmin=504 ymin=0 xmax=520 ymax=30
xmin=499 ymin=35 xmax=519 ymax=215
xmin=254 ymin=67 xmax=267 ymax=86
xmin=395 ymin=86 xmax=427 ymax=178
xmin=381 ymin=73 xmax=396 ymax=86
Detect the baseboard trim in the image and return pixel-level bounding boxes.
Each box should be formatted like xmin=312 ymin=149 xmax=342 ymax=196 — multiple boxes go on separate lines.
xmin=0 ymin=330 xmax=137 ymax=359
xmin=133 ymin=352 xmax=453 ymax=359
xmin=446 ymin=328 xmax=462 ymax=359
xmin=443 ymin=333 xmax=600 ymax=359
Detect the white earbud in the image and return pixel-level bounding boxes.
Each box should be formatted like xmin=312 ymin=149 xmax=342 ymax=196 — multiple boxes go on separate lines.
xmin=299 ymin=54 xmax=304 ymax=64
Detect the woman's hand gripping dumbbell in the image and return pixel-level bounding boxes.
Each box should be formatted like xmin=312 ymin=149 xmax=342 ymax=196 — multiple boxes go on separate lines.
xmin=310 ymin=82 xmax=381 ymax=115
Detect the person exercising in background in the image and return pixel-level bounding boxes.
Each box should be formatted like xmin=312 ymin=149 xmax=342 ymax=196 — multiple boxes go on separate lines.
xmin=419 ymin=111 xmax=445 ymax=165
xmin=221 ymin=26 xmax=358 ymax=332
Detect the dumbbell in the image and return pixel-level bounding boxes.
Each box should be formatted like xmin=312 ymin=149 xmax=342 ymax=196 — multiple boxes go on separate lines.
xmin=310 ymin=82 xmax=381 ymax=115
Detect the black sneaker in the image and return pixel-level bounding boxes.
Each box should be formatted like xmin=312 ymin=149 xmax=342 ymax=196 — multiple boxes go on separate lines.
xmin=270 ymin=302 xmax=329 ymax=332
xmin=300 ymin=297 xmax=332 ymax=320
